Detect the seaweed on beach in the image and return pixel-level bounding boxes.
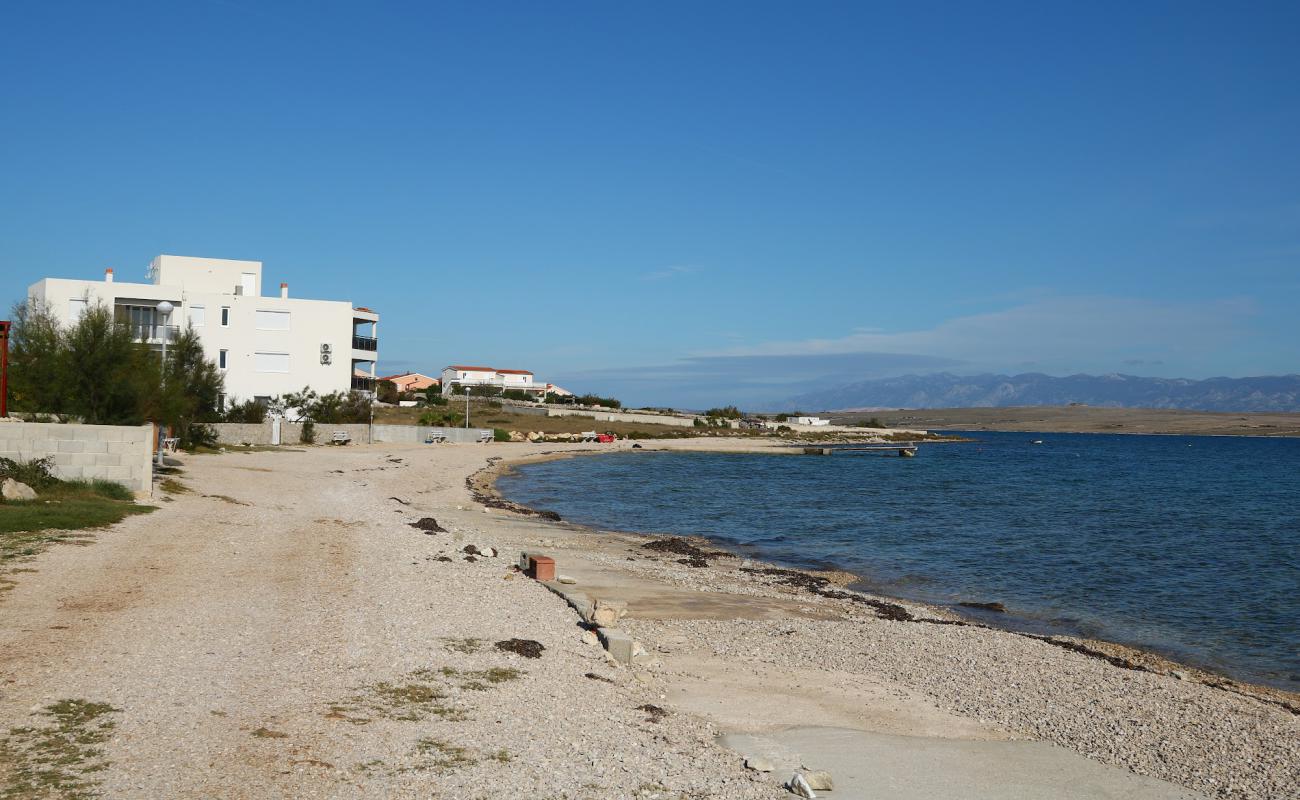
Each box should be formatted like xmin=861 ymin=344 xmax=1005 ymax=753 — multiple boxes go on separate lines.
xmin=409 ymin=517 xmax=447 ymax=533
xmin=495 ymin=639 xmax=545 ymax=659
xmin=739 ymin=566 xmax=916 ymax=621
xmin=643 ymin=537 xmax=733 ymax=560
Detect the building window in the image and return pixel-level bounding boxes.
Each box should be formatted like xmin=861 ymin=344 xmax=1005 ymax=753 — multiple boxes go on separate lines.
xmin=221 ymin=306 xmax=230 ymax=327
xmin=254 ymin=352 xmax=290 ymax=373
xmin=218 ymin=393 xmax=227 ymax=411
xmin=189 ymin=305 xmax=205 ymax=327
xmin=255 ymin=310 xmax=291 ymax=330
xmin=218 ymin=349 xmax=228 ymax=370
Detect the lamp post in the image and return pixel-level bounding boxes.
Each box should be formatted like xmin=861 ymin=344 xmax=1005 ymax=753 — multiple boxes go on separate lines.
xmin=155 ymin=301 xmax=173 ymax=467
xmin=0 ymin=320 xmax=10 ymax=418
xmin=464 ymin=386 xmax=470 ymax=429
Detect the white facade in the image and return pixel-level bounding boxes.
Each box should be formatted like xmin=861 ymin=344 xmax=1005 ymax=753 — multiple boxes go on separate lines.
xmin=790 ymin=416 xmax=830 ymax=426
xmin=28 ymin=255 xmax=379 ymax=406
xmin=440 ymin=365 xmax=541 ymax=396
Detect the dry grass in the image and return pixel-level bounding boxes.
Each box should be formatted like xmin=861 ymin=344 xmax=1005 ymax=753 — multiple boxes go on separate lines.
xmin=0 ymin=699 xmax=121 ymax=799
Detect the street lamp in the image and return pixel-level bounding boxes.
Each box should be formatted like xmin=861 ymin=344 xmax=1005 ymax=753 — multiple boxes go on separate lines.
xmin=155 ymin=301 xmax=174 ymax=467
xmin=465 ymin=386 xmax=471 ymax=429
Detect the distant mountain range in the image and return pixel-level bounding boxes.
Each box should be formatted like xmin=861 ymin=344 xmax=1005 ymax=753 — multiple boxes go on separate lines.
xmin=783 ymin=373 xmax=1300 ymax=413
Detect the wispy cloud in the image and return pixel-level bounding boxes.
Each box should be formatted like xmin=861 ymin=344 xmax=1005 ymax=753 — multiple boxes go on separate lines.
xmin=641 ymin=265 xmax=698 ymax=281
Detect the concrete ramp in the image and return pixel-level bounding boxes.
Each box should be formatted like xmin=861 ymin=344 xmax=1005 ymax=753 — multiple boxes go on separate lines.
xmin=721 ymin=727 xmax=1207 ymax=800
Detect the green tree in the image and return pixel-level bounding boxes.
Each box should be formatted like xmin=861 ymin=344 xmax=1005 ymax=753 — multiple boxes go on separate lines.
xmin=6 ymin=298 xmax=68 ymax=415
xmin=63 ymin=303 xmax=152 ymax=424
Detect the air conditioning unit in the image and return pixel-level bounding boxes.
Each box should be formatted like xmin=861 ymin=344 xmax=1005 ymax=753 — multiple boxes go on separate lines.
xmin=320 ymin=343 xmax=332 ymax=354
xmin=321 ymin=353 xmax=332 ymax=365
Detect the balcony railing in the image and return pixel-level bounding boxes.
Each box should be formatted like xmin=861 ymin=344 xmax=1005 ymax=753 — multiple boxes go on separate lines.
xmin=352 ymin=335 xmax=378 ymax=352
xmin=119 ymin=323 xmax=179 ymax=343
xmin=351 ymin=375 xmax=376 ymax=392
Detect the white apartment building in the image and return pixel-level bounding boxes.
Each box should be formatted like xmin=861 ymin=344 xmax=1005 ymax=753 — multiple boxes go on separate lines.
xmin=440 ymin=365 xmax=542 ymax=397
xmin=28 ymin=255 xmax=379 ymax=406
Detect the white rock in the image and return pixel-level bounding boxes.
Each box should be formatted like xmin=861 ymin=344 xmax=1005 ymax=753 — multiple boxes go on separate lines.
xmin=582 ymin=630 xmax=600 ymax=646
xmin=788 ymin=773 xmax=817 ymax=798
xmin=2 ymin=478 xmax=37 ymax=501
xmin=805 ymin=771 xmax=833 ymax=791
xmin=558 ymin=574 xmax=577 ymax=585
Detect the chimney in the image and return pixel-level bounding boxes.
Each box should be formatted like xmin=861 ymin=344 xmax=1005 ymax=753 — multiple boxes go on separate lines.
xmin=104 ymin=268 xmax=114 ymax=283
xmin=280 ymin=282 xmax=289 ymax=299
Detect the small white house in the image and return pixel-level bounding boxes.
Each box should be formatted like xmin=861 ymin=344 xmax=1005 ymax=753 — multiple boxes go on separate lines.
xmin=790 ymin=416 xmax=830 ymax=426
xmin=440 ymin=365 xmax=543 ymax=397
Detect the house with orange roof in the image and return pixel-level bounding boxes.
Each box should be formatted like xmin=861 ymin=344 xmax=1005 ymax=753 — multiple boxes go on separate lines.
xmin=378 ymin=372 xmax=439 ymax=394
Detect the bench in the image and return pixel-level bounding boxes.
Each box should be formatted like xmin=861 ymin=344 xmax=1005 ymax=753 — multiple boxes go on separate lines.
xmin=425 ymin=432 xmax=447 ymax=444
xmin=330 ymin=430 xmax=351 ymax=445
xmin=476 ymin=430 xmax=494 ymax=443
xmin=580 ymin=431 xmax=598 ymax=442
xmin=161 ymin=436 xmax=180 ymax=452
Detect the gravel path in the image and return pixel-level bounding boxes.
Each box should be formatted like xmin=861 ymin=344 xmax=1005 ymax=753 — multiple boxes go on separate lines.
xmin=0 ymin=444 xmax=772 ymax=799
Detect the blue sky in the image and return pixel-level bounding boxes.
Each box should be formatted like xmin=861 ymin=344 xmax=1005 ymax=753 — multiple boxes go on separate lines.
xmin=2 ymin=1 xmax=1297 ymax=407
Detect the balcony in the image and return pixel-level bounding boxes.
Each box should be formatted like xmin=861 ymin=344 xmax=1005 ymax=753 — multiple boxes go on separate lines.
xmin=119 ymin=323 xmax=179 ymax=344
xmin=351 ymin=375 xmax=376 ymax=392
xmin=352 ymin=334 xmax=378 ymax=352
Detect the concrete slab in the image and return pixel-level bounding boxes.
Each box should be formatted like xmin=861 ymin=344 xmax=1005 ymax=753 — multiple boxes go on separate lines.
xmin=721 ymin=727 xmax=1208 ymax=800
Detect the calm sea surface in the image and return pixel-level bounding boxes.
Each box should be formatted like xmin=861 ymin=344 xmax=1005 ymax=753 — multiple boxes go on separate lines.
xmin=497 ymin=432 xmax=1300 ymax=690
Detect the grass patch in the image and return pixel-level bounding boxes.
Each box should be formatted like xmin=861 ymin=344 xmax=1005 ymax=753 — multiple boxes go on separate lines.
xmin=407 ymin=738 xmax=476 ymax=772
xmin=0 ymin=699 xmax=120 ymax=800
xmin=440 ymin=637 xmax=483 ymax=654
xmin=158 ymin=478 xmax=190 ymax=495
xmin=250 ymin=727 xmax=288 ymax=739
xmin=327 ymin=664 xmax=525 ymax=726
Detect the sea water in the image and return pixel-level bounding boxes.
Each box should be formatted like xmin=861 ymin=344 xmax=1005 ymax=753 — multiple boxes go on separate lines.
xmin=497 ymin=432 xmax=1300 ymax=690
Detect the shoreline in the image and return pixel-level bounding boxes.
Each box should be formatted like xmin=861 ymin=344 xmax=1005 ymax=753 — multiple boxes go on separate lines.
xmin=474 ymin=442 xmax=1300 ymax=711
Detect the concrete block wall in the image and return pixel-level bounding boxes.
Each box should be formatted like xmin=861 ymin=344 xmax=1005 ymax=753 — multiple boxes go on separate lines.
xmin=372 ymin=424 xmax=494 ymax=444
xmin=209 ymin=421 xmax=372 ymax=446
xmin=0 ymin=421 xmax=154 ymax=497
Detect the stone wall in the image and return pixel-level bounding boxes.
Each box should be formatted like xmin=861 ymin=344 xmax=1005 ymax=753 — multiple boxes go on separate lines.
xmin=0 ymin=420 xmax=154 ymax=497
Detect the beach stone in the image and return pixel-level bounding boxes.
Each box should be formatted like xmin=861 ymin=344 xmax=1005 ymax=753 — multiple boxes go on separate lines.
xmin=787 ymin=773 xmax=817 ymax=798
xmin=582 ymin=630 xmax=600 ymax=646
xmin=2 ymin=479 xmax=37 ymax=501
xmin=744 ymin=757 xmax=775 ymax=772
xmin=558 ymin=574 xmax=577 ymax=584
xmin=804 ymin=771 xmax=833 ymax=791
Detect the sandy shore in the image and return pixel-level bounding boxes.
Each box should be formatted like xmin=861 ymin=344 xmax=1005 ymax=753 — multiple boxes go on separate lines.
xmin=1 ymin=440 xmax=1295 ymax=799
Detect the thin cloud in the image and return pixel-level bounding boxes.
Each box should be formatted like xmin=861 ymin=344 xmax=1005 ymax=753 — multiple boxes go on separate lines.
xmin=641 ymin=265 xmax=698 ymax=281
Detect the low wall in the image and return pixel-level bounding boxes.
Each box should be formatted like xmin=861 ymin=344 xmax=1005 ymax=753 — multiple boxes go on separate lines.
xmin=542 ymin=407 xmax=700 ymax=428
xmin=210 ymin=422 xmax=372 ymax=446
xmin=209 ymin=422 xmax=491 ymax=446
xmin=0 ymin=420 xmax=154 ymax=497
xmin=372 ymin=425 xmax=494 ymax=444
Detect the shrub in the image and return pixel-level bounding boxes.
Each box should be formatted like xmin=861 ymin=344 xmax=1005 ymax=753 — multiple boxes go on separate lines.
xmin=853 ymin=417 xmax=886 ymax=428
xmin=704 ymin=405 xmax=742 ymax=419
xmin=501 ymin=389 xmax=530 ymax=401
xmin=300 ymin=419 xmax=317 ymax=444
xmin=419 ymin=409 xmax=463 ymax=427
xmin=376 ymin=380 xmax=399 ymax=404
xmin=493 ymin=428 xmax=511 ymax=442
xmin=221 ymin=397 xmax=267 ymax=423
xmin=576 ymin=394 xmax=621 ymax=409
xmin=182 ymin=423 xmax=219 ymax=450
xmin=424 ymin=391 xmax=448 ymax=407
xmin=0 ymin=455 xmax=58 ymax=490
xmin=693 ymin=418 xmax=706 ymax=428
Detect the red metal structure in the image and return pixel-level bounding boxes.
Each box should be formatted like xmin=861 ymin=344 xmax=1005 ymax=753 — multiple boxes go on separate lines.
xmin=0 ymin=320 xmax=9 ymax=417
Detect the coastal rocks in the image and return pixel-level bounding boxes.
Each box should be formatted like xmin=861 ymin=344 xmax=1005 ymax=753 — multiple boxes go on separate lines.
xmin=591 ymin=599 xmax=628 ymax=628
xmin=744 ymin=757 xmax=774 ymax=772
xmin=804 ymin=771 xmax=834 ymax=791
xmin=787 ymin=773 xmax=817 ymax=798
xmin=2 ymin=478 xmax=37 ymax=501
